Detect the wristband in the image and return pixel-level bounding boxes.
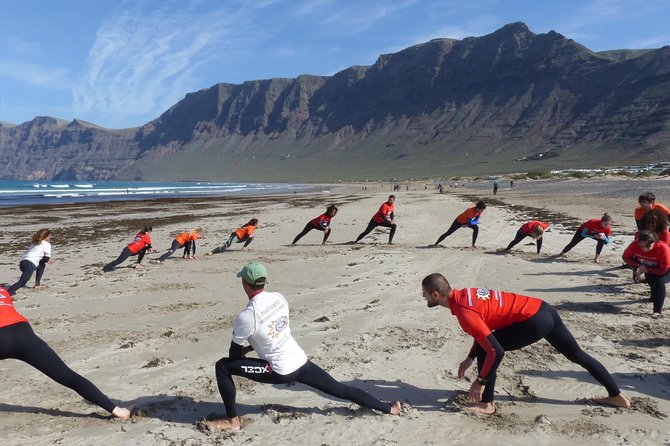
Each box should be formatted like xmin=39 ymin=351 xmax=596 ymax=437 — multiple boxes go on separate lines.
xmin=477 ymin=376 xmax=488 ymax=385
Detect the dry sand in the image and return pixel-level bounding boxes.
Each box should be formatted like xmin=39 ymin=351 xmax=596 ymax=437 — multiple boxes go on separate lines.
xmin=0 ymin=178 xmax=668 ymax=446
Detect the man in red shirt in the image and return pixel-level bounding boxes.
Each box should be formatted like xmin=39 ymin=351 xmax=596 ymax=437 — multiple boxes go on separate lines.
xmin=353 ymin=195 xmax=396 ymax=245
xmin=433 ymin=201 xmax=486 ymax=248
xmin=635 ymin=192 xmax=670 ymax=230
xmin=421 ymin=273 xmax=630 ymax=415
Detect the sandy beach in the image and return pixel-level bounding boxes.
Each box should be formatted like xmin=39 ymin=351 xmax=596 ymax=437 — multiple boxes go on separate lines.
xmin=1 ymin=177 xmax=669 ymax=446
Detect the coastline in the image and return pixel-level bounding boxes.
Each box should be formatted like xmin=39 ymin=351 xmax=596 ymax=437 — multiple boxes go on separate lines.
xmin=0 ymin=177 xmax=668 ymax=445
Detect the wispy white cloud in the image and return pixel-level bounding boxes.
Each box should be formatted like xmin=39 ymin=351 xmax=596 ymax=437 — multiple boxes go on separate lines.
xmin=0 ymin=60 xmax=71 ymax=89
xmin=72 ymin=1 xmax=255 ymax=126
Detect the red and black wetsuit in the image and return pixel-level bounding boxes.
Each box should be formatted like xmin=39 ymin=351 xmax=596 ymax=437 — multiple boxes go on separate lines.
xmin=355 ymin=202 xmax=396 ymax=243
xmin=504 ymin=221 xmax=550 ymax=253
xmin=435 ymin=207 xmax=484 ymax=246
xmin=561 ymin=219 xmax=611 ymax=255
xmin=622 ymin=241 xmax=670 ymax=313
xmin=292 ymin=213 xmax=334 ymax=245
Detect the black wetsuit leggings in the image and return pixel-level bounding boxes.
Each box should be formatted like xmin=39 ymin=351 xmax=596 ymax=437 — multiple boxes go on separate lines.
xmin=505 ymin=229 xmax=542 ymax=253
xmin=435 ymin=219 xmax=478 ymax=246
xmin=644 ymin=271 xmax=670 ymax=314
xmin=183 ymin=240 xmax=196 ymax=256
xmin=561 ymin=231 xmax=605 ymax=255
xmin=292 ymin=222 xmax=330 ymax=245
xmin=473 ymin=302 xmax=620 ymax=403
xmin=355 ymin=220 xmax=396 ymax=243
xmin=215 ymin=357 xmax=393 ymax=417
xmin=8 ymin=259 xmax=47 ymax=296
xmin=0 ymin=322 xmax=116 ymax=413
xmin=103 ymin=246 xmax=147 ymax=271
xmin=158 ymin=240 xmax=185 ymax=262
xmin=211 ymin=233 xmax=253 ymax=254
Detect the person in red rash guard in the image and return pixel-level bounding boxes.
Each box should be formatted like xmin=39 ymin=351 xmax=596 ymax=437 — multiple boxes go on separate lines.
xmin=558 ymin=213 xmax=612 ymax=263
xmin=635 ymin=209 xmax=670 ymax=245
xmin=433 ymin=201 xmax=486 ymax=248
xmin=635 ymin=192 xmax=670 ymax=231
xmin=503 ymin=220 xmax=550 ymax=254
xmin=622 ymin=230 xmax=670 ymax=318
xmin=291 ymin=205 xmax=338 ymax=246
xmin=0 ymin=286 xmax=132 ymax=420
xmin=353 ymin=195 xmax=396 ymax=245
xmin=421 ymin=273 xmax=630 ymax=415
xmin=102 ymin=225 xmax=154 ymax=272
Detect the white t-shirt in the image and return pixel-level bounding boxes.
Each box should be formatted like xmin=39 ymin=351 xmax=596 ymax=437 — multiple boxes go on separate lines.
xmin=232 ymin=290 xmax=308 ymax=375
xmin=20 ymin=241 xmax=52 ymax=267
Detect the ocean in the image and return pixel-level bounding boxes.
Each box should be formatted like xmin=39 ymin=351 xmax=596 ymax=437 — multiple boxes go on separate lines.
xmin=0 ymin=180 xmax=313 ymax=207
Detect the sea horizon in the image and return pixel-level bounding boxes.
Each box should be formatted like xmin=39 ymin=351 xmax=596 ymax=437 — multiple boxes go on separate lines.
xmin=0 ymin=180 xmax=318 ymax=208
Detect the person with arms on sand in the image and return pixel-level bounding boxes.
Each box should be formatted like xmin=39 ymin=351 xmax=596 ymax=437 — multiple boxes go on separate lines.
xmin=622 ymin=230 xmax=670 ymax=318
xmin=291 ymin=205 xmax=338 ymax=246
xmin=203 ymin=262 xmax=401 ymax=431
xmin=558 ymin=213 xmax=612 ymax=263
xmin=433 ymin=201 xmax=486 ymax=249
xmin=7 ymin=229 xmax=53 ymax=296
xmin=206 ymin=219 xmax=258 ymax=255
xmin=503 ymin=220 xmax=549 ymax=254
xmin=0 ymin=286 xmax=132 ymax=420
xmin=420 ymin=273 xmax=630 ymax=415
xmin=156 ymin=228 xmax=204 ymax=263
xmin=635 ymin=192 xmax=670 ymax=231
xmin=353 ymin=195 xmax=397 ymax=245
xmin=102 ymin=225 xmax=154 ymax=272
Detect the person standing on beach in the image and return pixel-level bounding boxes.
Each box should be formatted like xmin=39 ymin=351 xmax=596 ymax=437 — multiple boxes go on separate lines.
xmin=558 ymin=213 xmax=612 ymax=263
xmin=622 ymin=230 xmax=670 ymax=318
xmin=156 ymin=228 xmax=204 ymax=263
xmin=503 ymin=220 xmax=549 ymax=254
xmin=493 ymin=179 xmax=499 ymax=195
xmin=7 ymin=229 xmax=53 ymax=296
xmin=291 ymin=205 xmax=338 ymax=246
xmin=0 ymin=286 xmax=132 ymax=420
xmin=420 ymin=273 xmax=630 ymax=415
xmin=433 ymin=201 xmax=486 ymax=248
xmin=353 ymin=195 xmax=396 ymax=245
xmin=207 ymin=219 xmax=258 ymax=255
xmin=102 ymin=225 xmax=154 ymax=272
xmin=203 ymin=262 xmax=401 ymax=432
xmin=635 ymin=193 xmax=670 ymax=230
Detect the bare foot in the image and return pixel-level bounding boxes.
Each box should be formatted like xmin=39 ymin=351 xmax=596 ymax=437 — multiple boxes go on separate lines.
xmin=652 ymin=312 xmax=662 ymax=319
xmin=592 ymin=394 xmax=630 ymax=409
xmin=203 ymin=416 xmax=241 ymax=431
xmin=191 ymin=256 xmax=198 ymax=260
xmin=132 ymin=263 xmax=144 ymax=269
xmin=206 ymin=251 xmax=213 ymax=256
xmin=33 ymin=284 xmax=48 ymax=289
xmin=465 ymin=402 xmax=496 ymax=415
xmin=112 ymin=406 xmax=133 ymax=420
xmin=389 ymin=401 xmax=402 ymax=415
xmin=387 ymin=242 xmax=395 ymax=245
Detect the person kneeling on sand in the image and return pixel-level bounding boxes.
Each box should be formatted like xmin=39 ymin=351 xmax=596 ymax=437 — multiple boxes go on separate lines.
xmin=420 ymin=273 xmax=630 ymax=415
xmin=0 ymin=286 xmax=132 ymax=420
xmin=204 ymin=262 xmax=401 ymax=431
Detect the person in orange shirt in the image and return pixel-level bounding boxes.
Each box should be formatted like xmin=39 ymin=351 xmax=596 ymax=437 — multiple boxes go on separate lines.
xmin=622 ymin=230 xmax=670 ymax=318
xmin=421 ymin=273 xmax=630 ymax=415
xmin=207 ymin=219 xmax=258 ymax=255
xmin=353 ymin=195 xmax=396 ymax=245
xmin=503 ymin=220 xmax=550 ymax=254
xmin=0 ymin=286 xmax=132 ymax=420
xmin=102 ymin=225 xmax=154 ymax=272
xmin=156 ymin=228 xmax=204 ymax=262
xmin=635 ymin=208 xmax=670 ymax=244
xmin=291 ymin=205 xmax=338 ymax=246
xmin=635 ymin=192 xmax=670 ymax=230
xmin=558 ymin=213 xmax=612 ymax=263
xmin=433 ymin=201 xmax=486 ymax=248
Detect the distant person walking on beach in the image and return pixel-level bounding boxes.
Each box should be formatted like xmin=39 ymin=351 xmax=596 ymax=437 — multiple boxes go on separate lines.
xmin=493 ymin=179 xmax=499 ymax=195
xmin=420 ymin=273 xmax=630 ymax=415
xmin=7 ymin=229 xmax=53 ymax=296
xmin=102 ymin=225 xmax=154 ymax=272
xmin=503 ymin=220 xmax=549 ymax=254
xmin=203 ymin=262 xmax=401 ymax=432
xmin=0 ymin=286 xmax=132 ymax=420
xmin=635 ymin=192 xmax=670 ymax=230
xmin=622 ymin=230 xmax=670 ymax=318
xmin=291 ymin=205 xmax=338 ymax=246
xmin=353 ymin=195 xmax=396 ymax=245
xmin=207 ymin=219 xmax=258 ymax=255
xmin=558 ymin=213 xmax=612 ymax=263
xmin=156 ymin=228 xmax=204 ymax=262
xmin=433 ymin=201 xmax=486 ymax=248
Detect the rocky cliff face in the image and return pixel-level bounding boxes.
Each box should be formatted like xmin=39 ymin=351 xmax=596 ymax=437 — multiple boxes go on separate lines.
xmin=2 ymin=22 xmax=669 ymax=181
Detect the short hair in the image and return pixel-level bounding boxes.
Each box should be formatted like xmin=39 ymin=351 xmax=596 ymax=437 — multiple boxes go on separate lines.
xmin=142 ymin=225 xmax=153 ymax=233
xmin=421 ymin=273 xmax=451 ymax=294
xmin=247 ymin=281 xmax=266 ymax=292
xmin=388 ymin=195 xmax=396 ymax=200
xmin=638 ymin=230 xmax=658 ymax=247
xmin=639 ymin=192 xmax=656 ymax=204
xmin=476 ymin=201 xmax=486 ymax=210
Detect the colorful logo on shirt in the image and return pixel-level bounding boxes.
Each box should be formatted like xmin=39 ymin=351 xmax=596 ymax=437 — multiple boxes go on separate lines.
xmin=267 ymin=316 xmax=289 ymax=339
xmin=476 ymin=288 xmax=491 ymax=300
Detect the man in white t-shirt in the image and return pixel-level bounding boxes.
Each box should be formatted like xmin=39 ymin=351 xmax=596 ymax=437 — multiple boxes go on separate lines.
xmin=204 ymin=262 xmax=401 ymax=431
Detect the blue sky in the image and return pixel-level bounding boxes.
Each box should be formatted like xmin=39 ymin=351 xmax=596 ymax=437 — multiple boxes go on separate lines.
xmin=1 ymin=0 xmax=668 ymax=129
